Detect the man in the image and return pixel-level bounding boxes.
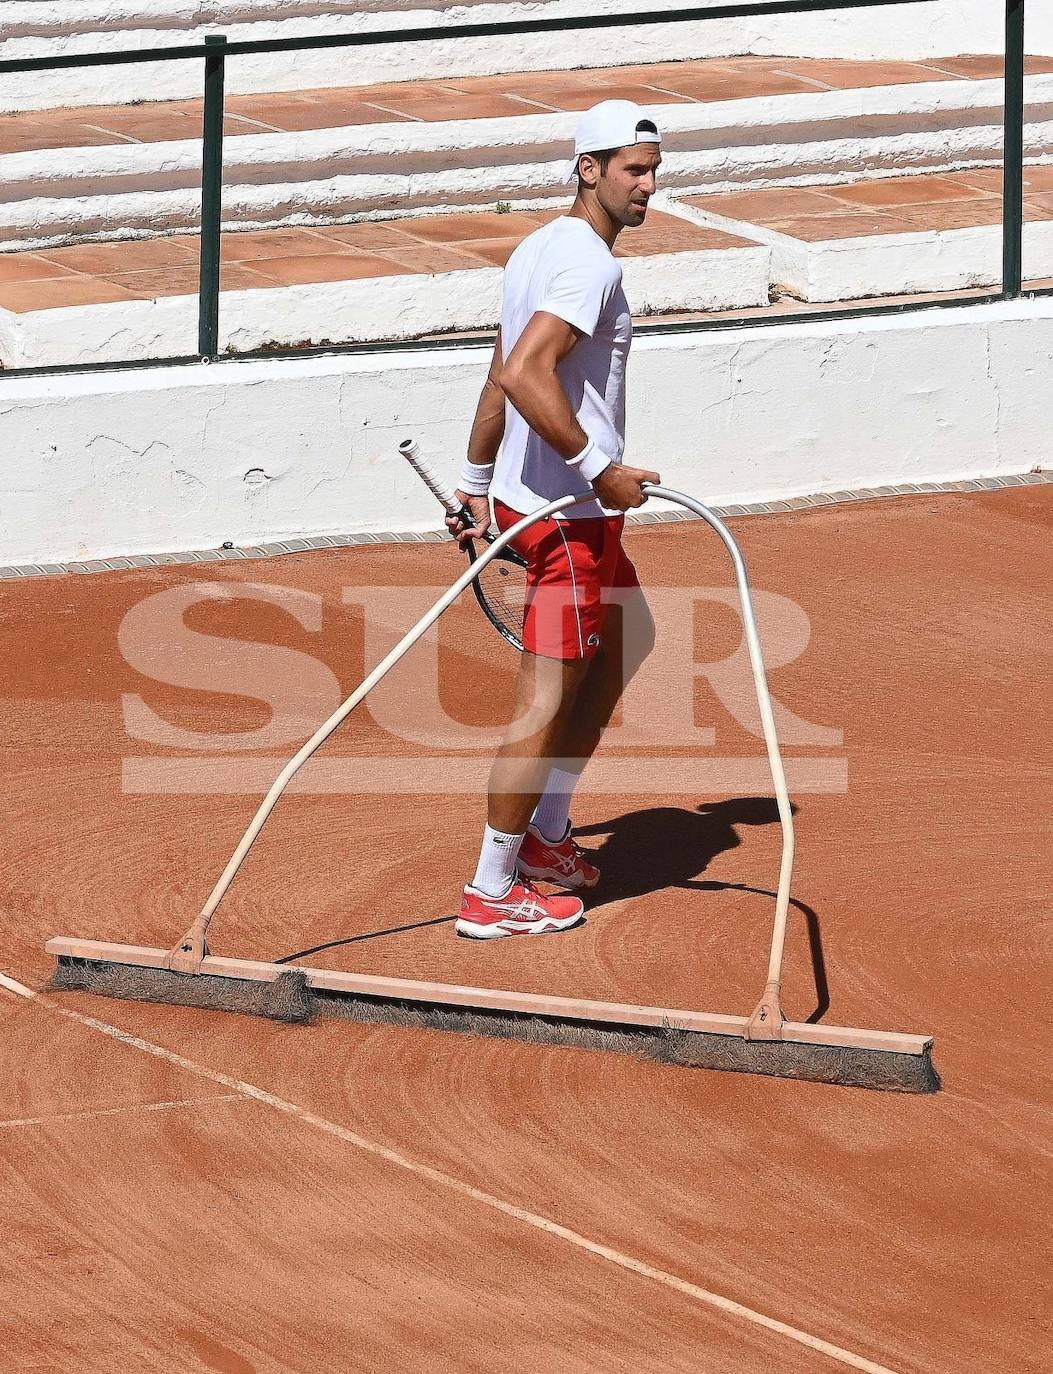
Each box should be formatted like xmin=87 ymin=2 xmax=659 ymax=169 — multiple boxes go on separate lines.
xmin=449 ymin=100 xmax=662 ymax=939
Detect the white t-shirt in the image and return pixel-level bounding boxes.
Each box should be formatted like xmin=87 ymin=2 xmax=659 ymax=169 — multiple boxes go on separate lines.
xmin=490 ymin=216 xmax=632 ymax=520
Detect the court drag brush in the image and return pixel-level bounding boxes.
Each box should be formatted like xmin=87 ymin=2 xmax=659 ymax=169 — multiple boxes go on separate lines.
xmin=46 ymin=478 xmax=939 ymax=1094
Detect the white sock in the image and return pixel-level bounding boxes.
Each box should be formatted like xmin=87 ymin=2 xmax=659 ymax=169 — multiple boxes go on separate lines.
xmin=530 ymin=767 xmax=581 ymax=843
xmin=471 ymin=825 xmax=526 ymax=897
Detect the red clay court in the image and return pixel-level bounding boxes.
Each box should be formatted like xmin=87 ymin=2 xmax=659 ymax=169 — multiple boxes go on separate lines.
xmin=2 ymin=482 xmax=1050 ymax=1373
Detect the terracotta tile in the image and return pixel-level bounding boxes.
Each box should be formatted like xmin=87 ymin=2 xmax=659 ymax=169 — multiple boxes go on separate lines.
xmin=458 ymin=238 xmax=520 ymax=267
xmin=0 ymin=119 xmax=125 ymax=155
xmin=616 ymin=59 xmax=804 ymax=90
xmin=103 ymin=264 xmax=274 ymax=297
xmin=245 ymin=253 xmax=408 ymax=286
xmin=93 ymin=265 xmax=205 ymax=297
xmin=615 ymin=224 xmax=752 ymax=255
xmin=35 ymin=238 xmax=199 ymax=276
xmin=650 ymin=68 xmax=814 ymax=100
xmin=162 ymin=234 xmax=203 ymax=254
xmin=103 ymin=114 xmax=207 ymax=143
xmin=524 ymin=82 xmax=691 ymax=112
xmin=0 ymin=277 xmax=139 ymax=314
xmin=221 ymin=265 xmax=291 ymax=292
xmin=586 ymin=63 xmax=703 ymax=87
xmin=67 ymin=101 xmax=203 ymax=141
xmin=1020 ymin=166 xmax=1053 ymax=194
xmin=922 ymin=56 xmax=1005 ymax=80
xmin=311 ymin=223 xmax=428 ymax=251
xmin=924 ymin=56 xmax=1053 ymax=80
xmin=225 ymin=92 xmax=322 ymax=118
xmin=0 ymin=253 xmax=81 ymax=284
xmin=588 ymin=76 xmax=700 ymax=104
xmin=946 ymin=168 xmax=1005 ymax=195
xmin=944 ymin=166 xmax=1053 ymax=201
xmin=467 ymin=70 xmax=609 ymax=96
xmin=341 ymin=81 xmax=452 ymax=106
xmin=684 ymin=188 xmax=849 ymax=221
xmin=529 ymin=206 xmax=569 ymax=224
xmin=770 ymin=59 xmax=959 ymax=90
xmin=362 ymin=92 xmax=537 ymax=122
xmin=397 ymin=211 xmax=542 ymax=244
xmin=1024 ymin=192 xmax=1053 ymax=219
xmin=771 ymin=213 xmax=918 ymax=241
xmin=219 ymin=229 xmax=339 ymax=263
xmin=282 ymin=100 xmax=413 ymax=128
xmin=291 ymin=84 xmax=384 ymax=105
xmin=229 ymin=96 xmax=411 ymax=133
xmin=895 ymin=200 xmax=1005 ymax=231
xmin=371 ymin=245 xmax=489 ymax=274
xmin=620 ymin=208 xmax=742 ymax=247
xmin=80 ymin=98 xmax=202 ymax=124
xmin=824 ymin=175 xmax=993 ymax=210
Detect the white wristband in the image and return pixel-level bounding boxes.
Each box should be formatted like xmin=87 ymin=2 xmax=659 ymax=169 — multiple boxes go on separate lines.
xmin=458 ymin=459 xmax=495 ymax=496
xmin=566 ymin=437 xmax=613 ymax=484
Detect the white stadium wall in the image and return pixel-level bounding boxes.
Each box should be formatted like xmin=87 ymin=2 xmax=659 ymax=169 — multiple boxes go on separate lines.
xmin=0 ymin=298 xmax=1049 ymax=567
xmin=1 ymin=0 xmax=1051 ymax=111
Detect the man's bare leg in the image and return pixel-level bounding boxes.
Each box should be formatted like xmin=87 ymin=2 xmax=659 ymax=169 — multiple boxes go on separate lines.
xmin=487 ymin=652 xmax=591 ymax=834
xmin=546 ymin=587 xmax=655 ymax=788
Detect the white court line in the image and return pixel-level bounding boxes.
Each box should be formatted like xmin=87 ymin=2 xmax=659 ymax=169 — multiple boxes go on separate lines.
xmin=0 ymin=1094 xmax=239 ymax=1130
xmin=3 ymin=972 xmax=901 ymax=1374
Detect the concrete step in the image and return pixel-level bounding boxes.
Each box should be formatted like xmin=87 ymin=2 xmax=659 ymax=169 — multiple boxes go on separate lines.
xmin=6 ymin=0 xmax=1050 ymax=112
xmin=6 ymin=163 xmax=1053 ymax=369
xmin=0 ymin=206 xmax=770 ymax=367
xmin=681 ymin=167 xmax=1053 ymax=300
xmin=3 ymin=57 xmax=1053 ymax=250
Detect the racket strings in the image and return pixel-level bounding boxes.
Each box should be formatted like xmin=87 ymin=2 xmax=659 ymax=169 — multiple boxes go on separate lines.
xmin=473 ymin=543 xmax=528 ymax=647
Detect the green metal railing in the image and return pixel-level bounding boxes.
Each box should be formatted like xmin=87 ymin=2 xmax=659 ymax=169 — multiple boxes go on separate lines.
xmin=0 ymin=0 xmax=1032 ymax=372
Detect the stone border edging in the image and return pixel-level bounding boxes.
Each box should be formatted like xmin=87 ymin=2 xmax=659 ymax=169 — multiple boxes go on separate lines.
xmin=2 ymin=470 xmax=1048 ymax=580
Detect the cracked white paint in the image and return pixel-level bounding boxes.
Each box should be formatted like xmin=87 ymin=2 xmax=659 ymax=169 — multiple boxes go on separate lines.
xmin=0 ymin=297 xmax=1048 ymax=565
xmin=2 ymin=0 xmax=1051 ymax=112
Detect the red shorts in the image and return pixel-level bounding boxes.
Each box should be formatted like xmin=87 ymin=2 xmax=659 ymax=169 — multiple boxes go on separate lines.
xmin=493 ymin=499 xmax=641 ymax=661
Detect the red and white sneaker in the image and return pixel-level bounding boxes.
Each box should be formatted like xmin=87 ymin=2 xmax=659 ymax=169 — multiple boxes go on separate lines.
xmin=517 ymin=823 xmax=600 ymax=890
xmin=456 ymin=877 xmax=585 ymax=940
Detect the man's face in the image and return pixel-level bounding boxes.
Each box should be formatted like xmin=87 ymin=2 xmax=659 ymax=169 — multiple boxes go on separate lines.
xmin=593 ymin=142 xmax=662 ymax=227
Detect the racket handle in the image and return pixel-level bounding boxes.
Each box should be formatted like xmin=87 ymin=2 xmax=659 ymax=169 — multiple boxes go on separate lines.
xmin=399 ymin=438 xmax=462 ymax=517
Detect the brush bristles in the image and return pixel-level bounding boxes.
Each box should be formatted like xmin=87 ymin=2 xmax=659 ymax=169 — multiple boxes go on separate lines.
xmin=315 ymin=992 xmax=940 ymax=1092
xmin=51 ymin=958 xmax=940 ymax=1093
xmin=52 ymin=957 xmax=312 ymax=1024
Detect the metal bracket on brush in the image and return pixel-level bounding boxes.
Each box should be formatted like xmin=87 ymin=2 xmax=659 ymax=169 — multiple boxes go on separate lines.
xmin=745 ymin=982 xmax=786 ymax=1041
xmin=165 ymin=917 xmax=210 ymax=973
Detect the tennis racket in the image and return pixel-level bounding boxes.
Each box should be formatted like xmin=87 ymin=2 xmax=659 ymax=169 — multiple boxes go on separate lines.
xmin=398 ymin=438 xmax=527 ymax=652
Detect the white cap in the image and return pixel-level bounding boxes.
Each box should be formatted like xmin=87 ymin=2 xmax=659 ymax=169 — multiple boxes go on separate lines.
xmin=568 ymin=99 xmax=661 ymax=182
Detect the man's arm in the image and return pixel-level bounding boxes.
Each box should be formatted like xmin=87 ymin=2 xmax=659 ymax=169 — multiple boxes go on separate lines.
xmin=467 ymin=327 xmax=505 ymax=466
xmin=448 ymin=329 xmax=505 ymax=545
xmin=500 ymin=312 xmax=658 ymax=511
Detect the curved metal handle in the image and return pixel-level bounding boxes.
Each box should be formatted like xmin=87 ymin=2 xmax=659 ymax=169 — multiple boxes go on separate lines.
xmin=642 ymin=485 xmax=794 ymax=1037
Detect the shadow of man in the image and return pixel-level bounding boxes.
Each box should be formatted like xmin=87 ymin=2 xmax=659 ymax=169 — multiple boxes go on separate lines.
xmin=576 ymin=797 xmax=829 ymax=1023
xmin=575 ymin=797 xmax=785 ymax=906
